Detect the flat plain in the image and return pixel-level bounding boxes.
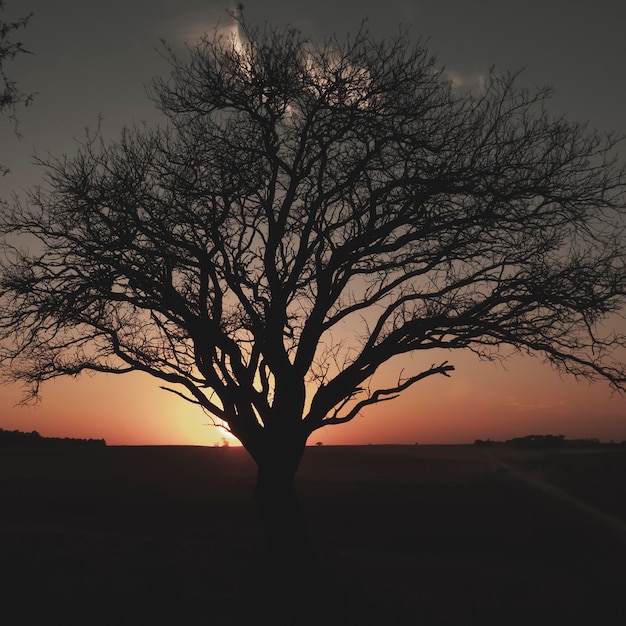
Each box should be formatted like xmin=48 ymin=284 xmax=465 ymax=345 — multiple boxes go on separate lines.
xmin=1 ymin=443 xmax=625 ymax=625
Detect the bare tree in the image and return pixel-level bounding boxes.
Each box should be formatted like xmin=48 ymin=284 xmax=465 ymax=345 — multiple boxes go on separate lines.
xmin=1 ymin=16 xmax=625 ymax=588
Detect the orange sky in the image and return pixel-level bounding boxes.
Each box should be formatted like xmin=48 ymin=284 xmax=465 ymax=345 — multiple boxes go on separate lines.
xmin=1 ymin=1 xmax=625 ymax=446
xmin=2 ymin=349 xmax=625 ymax=446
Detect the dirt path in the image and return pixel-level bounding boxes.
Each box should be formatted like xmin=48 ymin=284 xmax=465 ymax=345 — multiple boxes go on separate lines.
xmin=487 ymin=453 xmax=626 ymax=548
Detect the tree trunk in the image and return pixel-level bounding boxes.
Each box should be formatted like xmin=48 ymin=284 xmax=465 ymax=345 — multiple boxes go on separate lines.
xmin=253 ymin=459 xmax=323 ymax=623
xmin=234 ymin=417 xmax=328 ymax=620
xmin=254 ymin=460 xmax=320 ymax=575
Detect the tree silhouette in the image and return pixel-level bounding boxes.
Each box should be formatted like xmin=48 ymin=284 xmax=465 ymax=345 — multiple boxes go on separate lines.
xmin=1 ymin=16 xmax=625 ymax=588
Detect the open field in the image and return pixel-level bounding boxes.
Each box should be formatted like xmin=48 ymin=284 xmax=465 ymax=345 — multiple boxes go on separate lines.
xmin=1 ymin=444 xmax=625 ymax=625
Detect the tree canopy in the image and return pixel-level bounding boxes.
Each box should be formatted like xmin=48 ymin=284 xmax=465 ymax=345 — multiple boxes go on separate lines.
xmin=1 ymin=18 xmax=625 ymax=458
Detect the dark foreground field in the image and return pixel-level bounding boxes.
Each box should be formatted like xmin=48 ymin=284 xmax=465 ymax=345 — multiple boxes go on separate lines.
xmin=1 ymin=444 xmax=625 ymax=625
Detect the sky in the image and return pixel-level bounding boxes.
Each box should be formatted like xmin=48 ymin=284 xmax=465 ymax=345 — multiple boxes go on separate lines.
xmin=0 ymin=0 xmax=625 ymax=446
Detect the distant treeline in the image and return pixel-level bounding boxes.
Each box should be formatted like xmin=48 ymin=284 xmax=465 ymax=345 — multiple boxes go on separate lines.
xmin=0 ymin=428 xmax=106 ymax=447
xmin=474 ymin=434 xmax=626 ymax=449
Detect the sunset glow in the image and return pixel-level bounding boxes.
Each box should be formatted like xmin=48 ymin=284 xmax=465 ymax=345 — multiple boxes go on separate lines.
xmin=1 ymin=1 xmax=625 ymax=447
xmin=2 ymin=348 xmax=625 ymax=446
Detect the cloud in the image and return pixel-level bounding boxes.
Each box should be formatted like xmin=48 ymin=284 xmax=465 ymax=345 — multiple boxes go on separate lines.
xmin=447 ymin=70 xmax=487 ymax=92
xmin=174 ymin=6 xmax=234 ymax=44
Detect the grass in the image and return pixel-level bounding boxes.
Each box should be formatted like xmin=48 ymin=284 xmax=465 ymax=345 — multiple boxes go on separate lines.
xmin=1 ymin=444 xmax=625 ymax=625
